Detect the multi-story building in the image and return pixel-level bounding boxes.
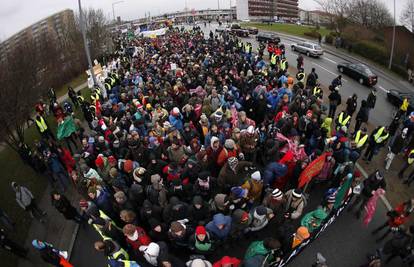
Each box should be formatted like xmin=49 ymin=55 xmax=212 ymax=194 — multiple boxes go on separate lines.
xmin=0 ymin=9 xmax=74 ymax=60
xmin=299 ymin=9 xmax=333 ymax=25
xmin=236 ymin=0 xmax=298 ymax=21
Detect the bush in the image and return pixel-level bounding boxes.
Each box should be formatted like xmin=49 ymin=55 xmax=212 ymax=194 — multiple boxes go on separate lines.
xmin=304 ymin=30 xmax=321 ymax=39
xmin=352 ymin=41 xmax=388 ymax=66
xmin=391 ymin=64 xmax=409 ymax=78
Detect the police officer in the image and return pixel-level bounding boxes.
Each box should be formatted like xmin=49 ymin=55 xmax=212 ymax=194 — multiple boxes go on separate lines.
xmin=336 ymin=110 xmax=351 ymax=131
xmin=279 ymin=58 xmax=288 ymax=72
xmin=363 ymin=126 xmax=390 ymax=162
xmin=296 ymin=68 xmax=306 ymax=88
xmin=351 ymin=127 xmax=369 ymax=161
xmin=34 ymin=114 xmax=55 ymax=141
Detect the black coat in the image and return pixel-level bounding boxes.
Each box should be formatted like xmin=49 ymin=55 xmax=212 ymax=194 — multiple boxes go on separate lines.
xmin=52 ymin=195 xmax=79 ymax=220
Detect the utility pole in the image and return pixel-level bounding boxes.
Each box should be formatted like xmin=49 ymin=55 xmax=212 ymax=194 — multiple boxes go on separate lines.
xmin=388 ymin=0 xmax=396 ymax=70
xmin=78 ymin=0 xmax=97 ymax=86
xmin=218 ymin=0 xmax=220 ymax=10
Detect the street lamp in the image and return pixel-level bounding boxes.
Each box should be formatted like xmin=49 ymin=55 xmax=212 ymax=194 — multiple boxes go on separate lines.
xmin=112 ymin=1 xmax=124 ymax=22
xmin=78 ymin=0 xmax=97 ymax=86
xmin=388 ymin=0 xmax=396 ymax=70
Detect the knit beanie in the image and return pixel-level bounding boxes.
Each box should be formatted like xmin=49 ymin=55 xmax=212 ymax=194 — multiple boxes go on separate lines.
xmin=170 ymin=221 xmax=185 ymax=233
xmin=195 ymin=226 xmax=207 ymax=236
xmin=271 ymin=188 xmax=283 ymax=199
xmin=224 ymin=139 xmax=235 ymax=150
xmin=251 ymin=171 xmax=261 ymax=181
xmin=228 ymin=157 xmax=238 ymax=170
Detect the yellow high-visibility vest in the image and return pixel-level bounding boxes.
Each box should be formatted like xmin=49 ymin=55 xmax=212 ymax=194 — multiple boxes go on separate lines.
xmin=105 ymin=83 xmax=111 ymax=90
xmin=354 ymin=130 xmax=368 ymax=148
xmin=271 ymin=54 xmax=277 ymax=65
xmin=110 ymin=77 xmax=116 ymax=86
xmin=35 ymin=117 xmax=48 ymax=133
xmin=401 ymin=98 xmax=409 ymax=112
xmin=408 ymin=149 xmax=414 ymax=165
xmin=111 ymin=247 xmax=129 ymax=261
xmin=373 ymin=127 xmax=389 ymax=143
xmin=297 ymin=72 xmax=305 ymax=83
xmin=280 ymin=59 xmax=287 ymax=71
xmin=338 ymin=112 xmax=351 ymax=126
xmin=313 ymin=86 xmax=321 ymax=95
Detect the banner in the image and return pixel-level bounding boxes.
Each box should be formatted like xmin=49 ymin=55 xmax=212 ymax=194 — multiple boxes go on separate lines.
xmin=139 ymin=28 xmax=167 ymax=38
xmin=57 ymin=116 xmax=77 ymax=140
xmin=298 ymin=153 xmax=327 ymax=188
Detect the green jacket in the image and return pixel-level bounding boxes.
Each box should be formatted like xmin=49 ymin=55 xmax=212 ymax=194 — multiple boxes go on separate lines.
xmin=244 ymin=241 xmax=269 ymax=260
xmin=300 ymin=208 xmax=328 ymax=233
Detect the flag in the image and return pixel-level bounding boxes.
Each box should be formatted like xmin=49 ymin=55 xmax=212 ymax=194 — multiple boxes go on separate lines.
xmin=57 ymin=116 xmax=77 ymax=140
xmin=298 ymin=153 xmax=327 ymax=188
xmin=334 ymin=174 xmax=353 ymax=209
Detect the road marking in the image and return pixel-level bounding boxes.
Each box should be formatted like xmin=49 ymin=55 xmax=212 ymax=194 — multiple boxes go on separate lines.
xmin=377 ymin=85 xmax=388 ymax=93
xmin=312 ymin=62 xmax=348 ymax=82
xmin=323 ymin=57 xmax=337 ymax=64
xmin=355 ymin=162 xmax=392 ymax=211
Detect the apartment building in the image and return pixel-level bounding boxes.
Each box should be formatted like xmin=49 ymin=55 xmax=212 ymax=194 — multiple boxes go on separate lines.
xmin=236 ymin=0 xmax=298 ymax=21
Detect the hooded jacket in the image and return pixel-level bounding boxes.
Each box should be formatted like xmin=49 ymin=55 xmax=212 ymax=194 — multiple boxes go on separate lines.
xmin=248 ymin=206 xmax=273 ymax=232
xmin=263 ymin=162 xmax=288 ymax=187
xmin=300 ymin=207 xmax=328 ymax=232
xmin=244 ymin=240 xmax=270 ymax=260
xmin=187 ymin=196 xmax=211 ymax=225
xmin=206 ymin=213 xmax=232 ymax=240
xmin=212 ymin=256 xmax=241 ymax=267
xmin=217 ymin=161 xmax=253 ymax=190
xmin=230 ymin=209 xmax=251 ymax=236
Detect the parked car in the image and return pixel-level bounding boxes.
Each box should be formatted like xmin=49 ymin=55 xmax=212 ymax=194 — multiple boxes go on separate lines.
xmin=229 ymin=24 xmax=249 ymax=37
xmin=337 ymin=62 xmax=378 ymax=86
xmin=215 ymin=25 xmax=229 ymax=33
xmin=291 ymin=42 xmax=323 ymax=57
xmin=387 ymin=89 xmax=414 ymax=113
xmin=256 ymin=32 xmax=280 ymax=44
xmin=245 ymin=27 xmax=258 ymax=35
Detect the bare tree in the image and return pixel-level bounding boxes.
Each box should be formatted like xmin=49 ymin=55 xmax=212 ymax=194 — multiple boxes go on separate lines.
xmin=347 ymin=0 xmax=392 ymax=29
xmin=401 ymin=0 xmax=414 ymax=32
xmin=315 ymin=0 xmax=350 ymax=33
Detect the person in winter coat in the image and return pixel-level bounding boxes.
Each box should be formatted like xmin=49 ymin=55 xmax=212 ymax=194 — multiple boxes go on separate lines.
xmin=94 ymin=239 xmax=129 ymax=263
xmin=348 ymin=170 xmax=386 ymax=219
xmin=284 ymin=189 xmax=307 ymax=220
xmin=262 ymin=188 xmax=286 ymax=216
xmin=139 ymin=199 xmax=163 ymax=228
xmin=381 ymin=225 xmax=414 ymax=264
xmin=51 ymin=191 xmax=83 ymax=223
xmin=162 ymin=196 xmax=189 ymax=224
xmin=168 ymin=221 xmax=193 ymax=250
xmin=32 ymin=239 xmax=72 ymax=267
xmin=300 ymin=207 xmax=328 ymax=233
xmin=385 ymin=128 xmax=408 ymax=171
xmin=206 ymin=213 xmax=232 ymax=241
xmin=148 ymin=218 xmax=169 ymax=242
xmin=247 ymin=206 xmax=274 ymax=232
xmin=244 ymin=238 xmax=282 ymax=266
xmin=281 ymin=226 xmax=310 ymax=254
xmin=372 ymin=198 xmax=414 ymax=241
xmin=217 ymin=157 xmax=254 ymax=192
xmin=187 ymin=195 xmax=211 ymax=226
xmin=122 ymin=223 xmax=151 ymax=252
xmin=230 ymin=209 xmax=251 ymax=242
xmin=241 ymin=171 xmax=264 ymax=203
xmin=193 ymin=171 xmax=217 ymax=201
xmin=212 ymin=256 xmax=241 ymax=267
xmin=87 ymin=187 xmax=116 ymax=220
xmin=217 ymin=139 xmax=241 ymax=167
xmin=263 ymin=162 xmax=288 ymax=187
xmin=354 ymin=100 xmax=370 ymax=133
xmin=138 ymin=241 xmax=166 ymax=266
xmin=12 ymin=182 xmax=46 ymax=223
xmin=187 ymin=258 xmax=213 ymax=267
xmin=239 ymin=126 xmax=258 ymax=162
xmin=328 ymin=87 xmax=341 ymax=118
xmin=189 ymin=225 xmax=215 ymax=255
xmin=366 ymin=88 xmax=377 ymax=110
xmin=346 ymin=94 xmax=358 ymax=117
xmin=210 ymin=193 xmax=230 ymax=214
xmin=145 ymin=174 xmax=168 ymax=208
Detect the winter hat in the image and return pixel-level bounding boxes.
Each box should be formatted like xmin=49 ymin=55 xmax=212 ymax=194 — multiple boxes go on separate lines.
xmin=148 ymin=137 xmax=157 ymax=148
xmin=172 ymin=107 xmax=180 ymax=115
xmin=271 ymin=188 xmax=283 ymax=199
xmin=375 ymin=171 xmax=383 ymax=180
xmin=255 ymin=206 xmax=268 ymax=216
xmin=196 ymin=226 xmax=207 ymax=236
xmin=109 ymin=167 xmax=118 ymax=178
xmin=296 ymin=226 xmax=310 ymax=239
xmin=241 ymin=211 xmax=250 ymax=222
xmin=163 ymin=121 xmax=171 ymax=128
xmin=224 ymin=139 xmax=235 ymax=150
xmin=187 ymin=259 xmax=213 ymax=267
xmin=251 ymin=171 xmax=261 ymax=181
xmin=143 ymin=242 xmax=160 ymax=257
xmin=32 ymin=239 xmax=46 ymax=249
xmin=210 ymin=136 xmax=220 ymax=147
xmin=198 ymin=171 xmax=210 ymax=181
xmin=95 ymin=156 xmax=104 ymax=168
xmin=247 ymin=125 xmax=255 ymax=134
xmin=292 ymin=188 xmax=303 ymax=198
xmin=108 ymin=156 xmax=117 ymax=165
xmin=228 ymin=157 xmax=238 ymax=170
xmin=170 ymin=221 xmax=185 ymax=233
xmin=123 ymin=160 xmax=134 ymax=173
xmin=327 ymin=194 xmax=336 ymax=204
xmin=231 ymin=186 xmax=246 ymax=199
xmin=151 ymin=174 xmax=161 ymax=184
xmin=214 ymin=111 xmax=223 ymax=120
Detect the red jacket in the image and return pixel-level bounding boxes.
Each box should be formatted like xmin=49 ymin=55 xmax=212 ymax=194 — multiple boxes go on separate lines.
xmin=125 ymin=226 xmax=151 ymax=251
xmin=388 ymin=202 xmax=411 ymax=227
xmin=213 ymin=256 xmax=241 ymax=267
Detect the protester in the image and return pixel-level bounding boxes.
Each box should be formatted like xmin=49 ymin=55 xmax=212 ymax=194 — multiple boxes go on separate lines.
xmin=11 ymin=182 xmax=46 ymax=223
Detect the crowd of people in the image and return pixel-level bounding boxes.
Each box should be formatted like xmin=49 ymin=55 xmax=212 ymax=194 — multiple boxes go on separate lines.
xmin=4 ymin=23 xmax=414 ymax=267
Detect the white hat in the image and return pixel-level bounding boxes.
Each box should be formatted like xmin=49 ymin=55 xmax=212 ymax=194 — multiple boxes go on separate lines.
xmin=172 ymin=107 xmax=180 ymax=115
xmin=251 ymin=171 xmax=261 ymax=181
xmin=292 ymin=189 xmax=302 ymax=198
xmin=247 ymin=125 xmax=255 ymax=134
xmin=271 ymin=188 xmax=283 ymax=199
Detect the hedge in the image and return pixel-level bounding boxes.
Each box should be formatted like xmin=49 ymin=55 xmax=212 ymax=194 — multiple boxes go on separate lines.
xmin=303 ymin=30 xmax=321 ymax=39
xmin=352 ymin=41 xmax=388 ymax=66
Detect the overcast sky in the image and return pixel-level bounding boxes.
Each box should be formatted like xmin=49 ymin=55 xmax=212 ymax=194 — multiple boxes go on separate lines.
xmin=0 ymin=0 xmax=406 ymax=40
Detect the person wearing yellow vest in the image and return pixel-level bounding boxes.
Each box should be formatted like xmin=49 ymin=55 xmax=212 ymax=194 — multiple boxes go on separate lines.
xmin=385 ymin=128 xmax=409 ymax=171
xmin=270 ymin=54 xmax=277 ymax=69
xmin=279 ymin=58 xmax=288 ymax=72
xmin=35 ymin=114 xmax=55 ymax=141
xmin=312 ymin=84 xmax=323 ymax=98
xmin=335 ymin=110 xmax=351 ymax=131
xmin=350 ymin=127 xmax=369 ymax=162
xmin=296 ymin=68 xmax=306 ymax=88
xmin=94 ymin=239 xmax=130 ymax=267
xmin=363 ymin=126 xmax=390 ymax=162
xmin=400 ymin=97 xmax=409 ymax=114
xmin=399 ymin=149 xmax=414 ymax=179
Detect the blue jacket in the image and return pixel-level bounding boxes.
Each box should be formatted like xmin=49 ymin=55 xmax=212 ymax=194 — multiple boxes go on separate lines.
xmin=169 ymin=114 xmax=184 ymax=131
xmin=263 ymin=162 xmax=288 ymax=186
xmin=206 ymin=213 xmax=232 ymax=240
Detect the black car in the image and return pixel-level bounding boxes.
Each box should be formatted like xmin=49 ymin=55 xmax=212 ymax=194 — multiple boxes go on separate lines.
xmin=337 ymin=62 xmax=378 ymax=86
xmin=256 ymin=32 xmax=280 ymax=44
xmin=245 ymin=27 xmax=259 ymax=35
xmin=387 ymin=89 xmax=414 ymax=113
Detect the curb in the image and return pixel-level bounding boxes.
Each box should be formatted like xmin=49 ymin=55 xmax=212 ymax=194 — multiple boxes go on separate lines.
xmin=68 ymin=223 xmax=80 ymax=260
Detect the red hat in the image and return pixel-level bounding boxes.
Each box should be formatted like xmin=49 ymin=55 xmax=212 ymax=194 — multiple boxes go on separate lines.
xmin=306 ymin=110 xmax=313 ymax=118
xmin=95 ymin=156 xmax=104 ymax=168
xmin=79 ymin=199 xmax=88 ymax=208
xmin=124 ymin=160 xmax=133 ymax=173
xmin=195 ymin=226 xmax=206 ymax=235
xmin=108 ymin=156 xmax=117 ymax=165
xmin=241 ymin=211 xmax=250 ymax=222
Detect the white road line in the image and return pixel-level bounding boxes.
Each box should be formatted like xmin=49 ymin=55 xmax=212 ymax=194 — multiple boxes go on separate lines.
xmin=377 ymin=85 xmax=388 ymax=93
xmin=312 ymin=62 xmax=348 ymax=82
xmin=323 ymin=57 xmax=337 ymax=64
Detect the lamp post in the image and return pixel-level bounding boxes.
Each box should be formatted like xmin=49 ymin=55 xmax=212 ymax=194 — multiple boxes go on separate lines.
xmin=388 ymin=0 xmax=396 ymax=70
xmin=112 ymin=1 xmax=124 ymax=22
xmin=78 ymin=0 xmax=97 ymax=86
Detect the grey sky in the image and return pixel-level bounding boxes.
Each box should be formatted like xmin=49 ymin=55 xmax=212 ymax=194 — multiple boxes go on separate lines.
xmin=0 ymin=0 xmax=405 ymax=40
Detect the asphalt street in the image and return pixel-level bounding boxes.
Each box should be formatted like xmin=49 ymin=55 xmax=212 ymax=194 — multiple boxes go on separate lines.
xmin=69 ymin=24 xmax=409 ymax=266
